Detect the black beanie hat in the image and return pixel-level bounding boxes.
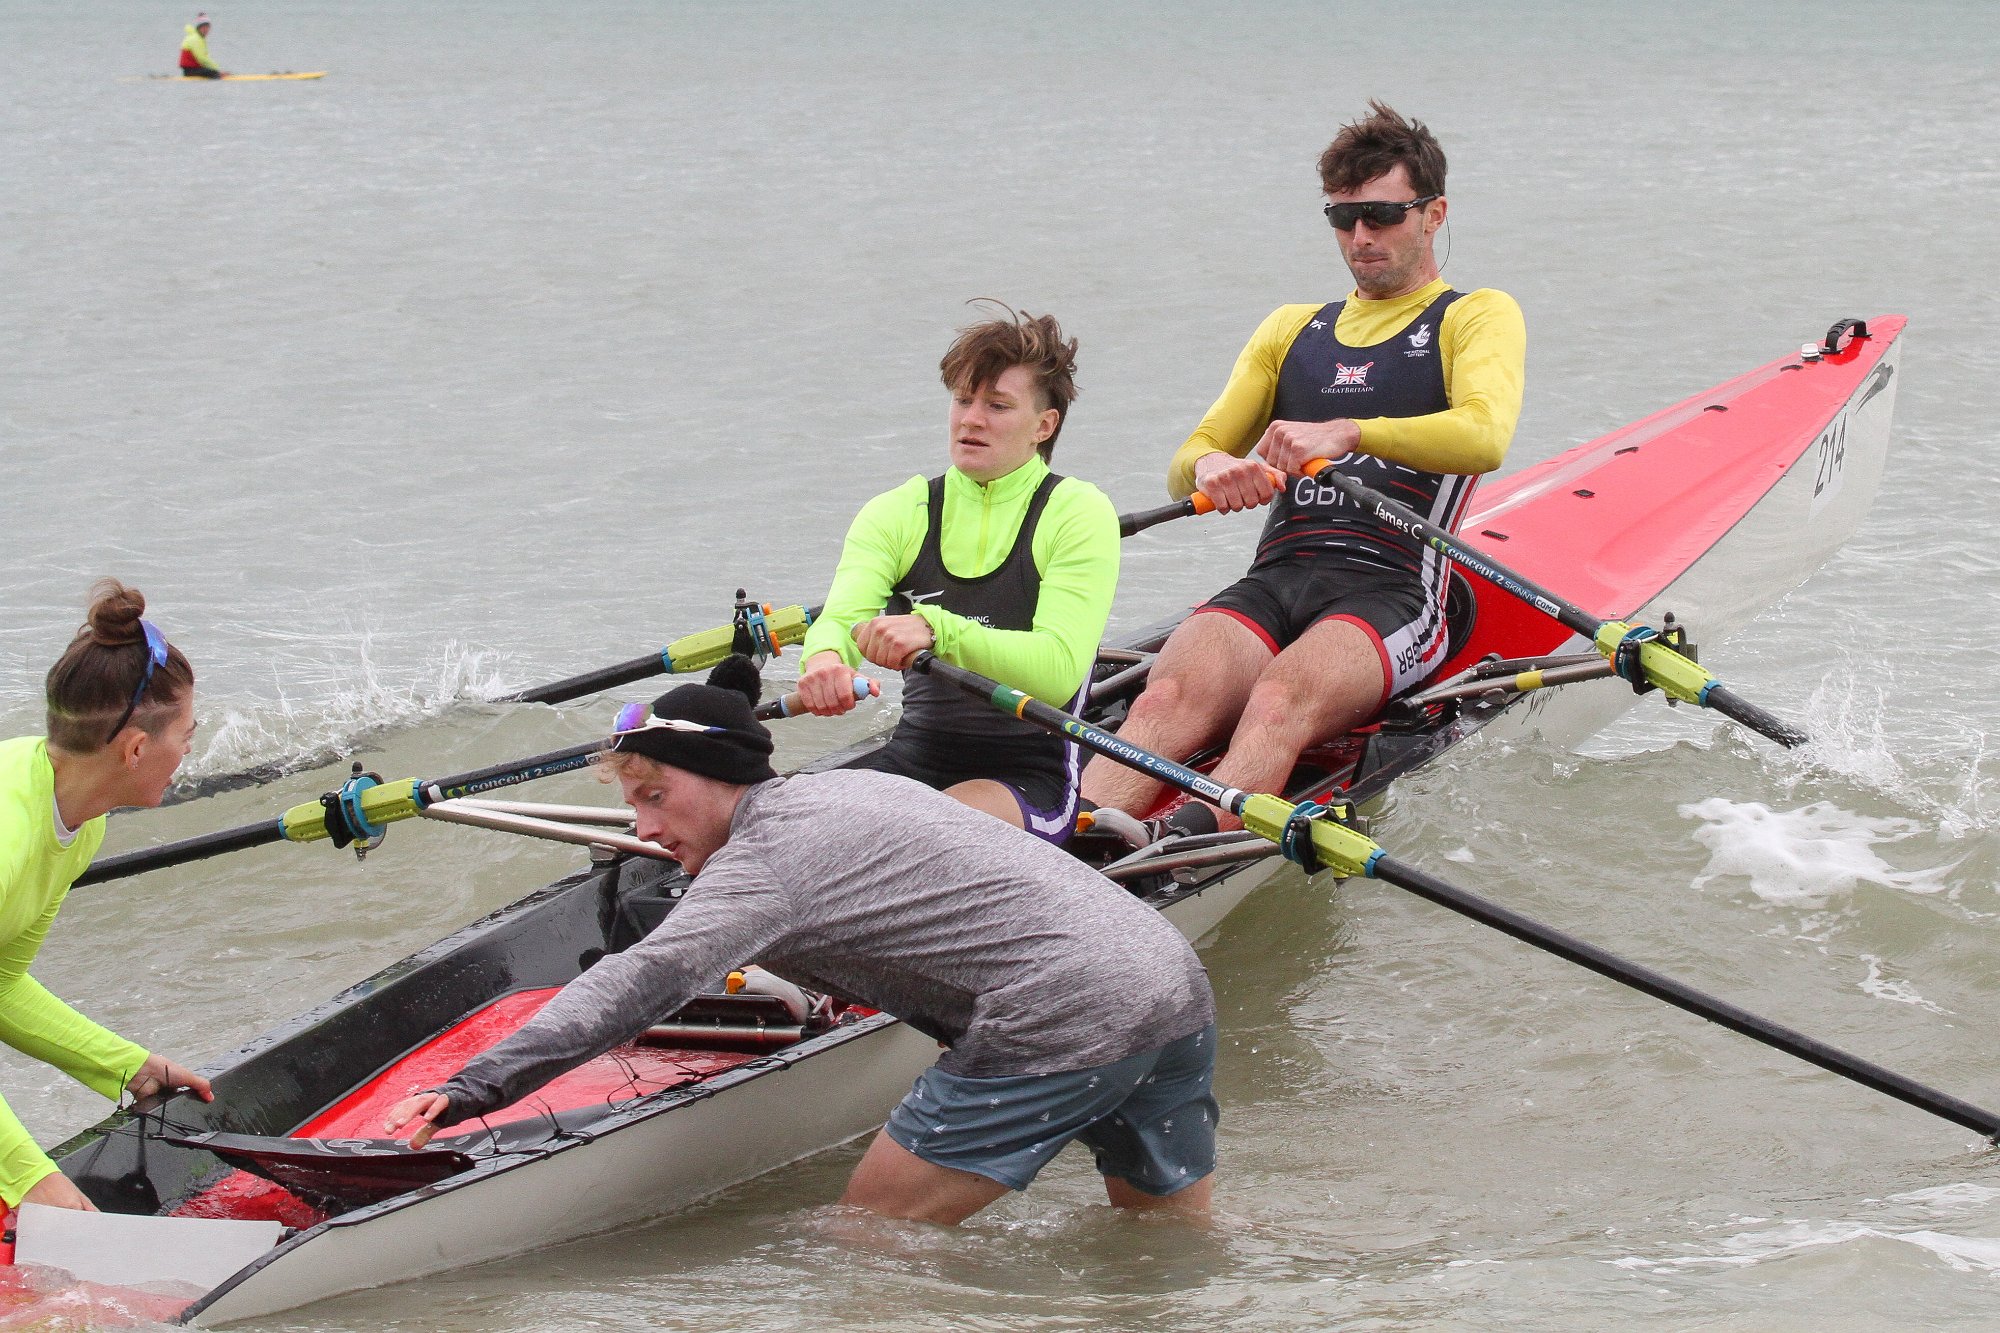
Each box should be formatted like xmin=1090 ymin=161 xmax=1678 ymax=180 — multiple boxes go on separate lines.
xmin=609 ymin=655 xmax=777 ymax=785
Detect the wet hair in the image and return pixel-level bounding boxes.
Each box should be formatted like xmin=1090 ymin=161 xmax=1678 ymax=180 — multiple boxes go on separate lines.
xmin=44 ymin=579 xmax=194 ymax=753
xmin=1318 ymin=101 xmax=1447 ymax=199
xmin=938 ymin=302 xmax=1080 ymax=460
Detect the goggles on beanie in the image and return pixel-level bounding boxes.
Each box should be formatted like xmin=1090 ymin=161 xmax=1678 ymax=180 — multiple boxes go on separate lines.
xmin=611 ymin=699 xmax=728 ymax=742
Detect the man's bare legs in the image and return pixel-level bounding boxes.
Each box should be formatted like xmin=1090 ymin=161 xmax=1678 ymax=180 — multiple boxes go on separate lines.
xmin=1080 ymin=612 xmax=1271 ymax=816
xmin=842 ymin=1129 xmax=1214 ymax=1223
xmin=841 ymin=1129 xmax=1012 ymax=1225
xmin=1081 ymin=613 xmax=1386 ymax=825
xmin=1199 ymin=617 xmax=1384 ymax=827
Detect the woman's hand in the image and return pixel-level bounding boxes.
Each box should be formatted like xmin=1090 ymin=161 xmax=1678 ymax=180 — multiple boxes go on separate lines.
xmin=796 ymin=651 xmax=865 ymax=716
xmin=21 ymin=1170 xmax=97 ymax=1212
xmin=384 ymin=1091 xmax=452 ymax=1150
xmin=852 ymin=615 xmax=935 ymax=671
xmin=127 ymin=1053 xmax=213 ymax=1103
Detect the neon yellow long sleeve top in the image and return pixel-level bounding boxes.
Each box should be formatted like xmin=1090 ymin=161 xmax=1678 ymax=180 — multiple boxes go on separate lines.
xmin=0 ymin=737 xmax=148 ymax=1206
xmin=801 ymin=455 xmax=1121 ymax=707
xmin=180 ymin=25 xmax=217 ymax=71
xmin=1167 ymin=279 xmax=1527 ymax=499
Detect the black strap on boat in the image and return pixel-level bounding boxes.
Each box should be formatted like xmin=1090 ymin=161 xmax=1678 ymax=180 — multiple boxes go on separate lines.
xmin=1822 ymin=318 xmax=1869 ymax=355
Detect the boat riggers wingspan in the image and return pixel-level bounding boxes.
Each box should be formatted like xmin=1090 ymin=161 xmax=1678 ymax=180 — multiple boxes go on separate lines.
xmin=912 ymin=651 xmax=2000 ymax=1142
xmin=1296 ymin=463 xmax=1810 ymax=748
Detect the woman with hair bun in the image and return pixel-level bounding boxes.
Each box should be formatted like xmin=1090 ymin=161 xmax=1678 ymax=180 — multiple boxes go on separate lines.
xmin=0 ymin=579 xmax=213 ymax=1213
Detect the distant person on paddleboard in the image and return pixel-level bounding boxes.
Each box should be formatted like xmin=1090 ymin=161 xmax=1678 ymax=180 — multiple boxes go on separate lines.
xmin=385 ymin=659 xmax=1217 ymax=1223
xmin=792 ymin=306 xmax=1119 ymax=843
xmin=0 ymin=581 xmax=214 ymax=1215
xmin=179 ymin=13 xmax=222 ymax=77
xmin=1081 ymin=102 xmax=1526 ymax=833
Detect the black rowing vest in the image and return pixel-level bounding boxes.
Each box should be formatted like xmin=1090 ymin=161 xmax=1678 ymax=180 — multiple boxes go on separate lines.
xmin=893 ymin=471 xmax=1072 ymax=743
xmin=1255 ymin=289 xmax=1471 ymax=578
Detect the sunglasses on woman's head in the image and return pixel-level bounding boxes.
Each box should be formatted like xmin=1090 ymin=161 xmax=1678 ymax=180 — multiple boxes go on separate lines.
xmin=104 ymin=620 xmax=170 ymax=745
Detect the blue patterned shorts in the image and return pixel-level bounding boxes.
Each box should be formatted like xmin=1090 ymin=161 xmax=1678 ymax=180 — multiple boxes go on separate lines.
xmin=885 ymin=1024 xmax=1218 ymax=1195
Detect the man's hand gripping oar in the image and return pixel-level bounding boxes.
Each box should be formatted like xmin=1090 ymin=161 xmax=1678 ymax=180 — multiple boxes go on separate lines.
xmin=911 ymin=651 xmax=2000 ymax=1142
xmin=1293 ymin=456 xmax=1807 ymax=748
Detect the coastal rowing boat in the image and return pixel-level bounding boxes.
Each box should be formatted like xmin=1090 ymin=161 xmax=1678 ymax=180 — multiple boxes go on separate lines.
xmin=142 ymin=71 xmax=328 ymax=81
xmin=29 ymin=318 xmax=1903 ymax=1323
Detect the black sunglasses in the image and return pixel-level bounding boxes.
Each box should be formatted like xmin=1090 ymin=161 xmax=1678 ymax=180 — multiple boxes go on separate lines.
xmin=1323 ymin=194 xmax=1439 ymax=232
xmin=104 ymin=619 xmax=170 ymax=745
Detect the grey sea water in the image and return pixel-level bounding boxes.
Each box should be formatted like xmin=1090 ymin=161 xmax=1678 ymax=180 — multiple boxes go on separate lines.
xmin=4 ymin=0 xmax=1999 ymax=1327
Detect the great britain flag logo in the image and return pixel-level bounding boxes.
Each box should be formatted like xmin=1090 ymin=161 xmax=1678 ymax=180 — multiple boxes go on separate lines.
xmin=1333 ymin=361 xmax=1373 ymax=386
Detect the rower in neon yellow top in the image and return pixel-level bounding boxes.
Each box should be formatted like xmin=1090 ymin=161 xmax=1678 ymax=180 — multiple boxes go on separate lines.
xmin=179 ymin=13 xmax=222 ymax=77
xmin=798 ymin=308 xmax=1119 ymax=842
xmin=0 ymin=581 xmax=214 ymax=1212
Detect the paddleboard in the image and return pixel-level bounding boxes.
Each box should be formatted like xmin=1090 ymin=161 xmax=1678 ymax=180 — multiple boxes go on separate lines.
xmin=140 ymin=71 xmax=327 ymax=81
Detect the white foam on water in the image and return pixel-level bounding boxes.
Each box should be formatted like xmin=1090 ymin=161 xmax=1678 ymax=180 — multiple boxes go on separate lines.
xmin=1887 ymin=1183 xmax=2000 ymax=1214
xmin=1678 ymin=798 xmax=1950 ymax=907
xmin=181 ymin=635 xmax=515 ymax=790
xmin=1795 ymin=669 xmax=1995 ymax=839
xmin=1857 ymin=953 xmax=1947 ymax=1013
xmin=1612 ymin=1218 xmax=2000 ymax=1276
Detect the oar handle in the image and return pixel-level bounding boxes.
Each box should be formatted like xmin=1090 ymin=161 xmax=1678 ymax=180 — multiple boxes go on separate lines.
xmin=755 ymin=676 xmax=878 ymax=720
xmin=1117 ymin=469 xmax=1285 ymax=538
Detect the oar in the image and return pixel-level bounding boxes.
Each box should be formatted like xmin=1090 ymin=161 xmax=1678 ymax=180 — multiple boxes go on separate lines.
xmin=754 ymin=675 xmax=879 ymax=720
xmin=509 ymin=476 xmax=1264 ymax=695
xmin=1119 ymin=468 xmax=1287 ymax=538
xmin=1296 ymin=461 xmax=1807 ymax=747
xmin=502 ymin=600 xmax=820 ymax=706
xmin=911 ymin=651 xmax=2000 ymax=1140
xmin=79 ymin=742 xmax=609 ymax=886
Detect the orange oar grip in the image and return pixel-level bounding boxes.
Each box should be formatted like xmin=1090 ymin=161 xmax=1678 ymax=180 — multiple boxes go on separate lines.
xmin=1189 ymin=493 xmax=1216 ymax=515
xmin=1303 ymin=458 xmax=1335 ymax=477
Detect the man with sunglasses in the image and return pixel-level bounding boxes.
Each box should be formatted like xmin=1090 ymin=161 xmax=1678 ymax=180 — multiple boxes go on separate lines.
xmin=1080 ymin=101 xmax=1526 ymax=831
xmin=386 ymin=660 xmax=1218 ymax=1224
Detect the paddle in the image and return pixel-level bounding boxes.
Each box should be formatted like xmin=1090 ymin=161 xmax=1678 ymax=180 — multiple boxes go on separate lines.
xmin=79 ymin=742 xmax=608 ymax=886
xmin=911 ymin=651 xmax=2000 ymax=1140
xmin=1295 ymin=462 xmax=1808 ymax=748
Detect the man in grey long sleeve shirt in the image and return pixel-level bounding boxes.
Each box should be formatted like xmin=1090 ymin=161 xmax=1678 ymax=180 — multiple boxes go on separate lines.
xmin=387 ymin=659 xmax=1218 ymax=1224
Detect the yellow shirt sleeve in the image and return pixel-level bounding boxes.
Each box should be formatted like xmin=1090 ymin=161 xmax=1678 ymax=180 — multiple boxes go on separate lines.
xmin=1353 ymin=288 xmax=1525 ymax=474
xmin=799 ymin=478 xmax=929 ymax=669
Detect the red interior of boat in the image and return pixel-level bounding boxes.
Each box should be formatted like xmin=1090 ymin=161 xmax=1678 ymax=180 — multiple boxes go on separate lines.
xmin=171 ymin=988 xmax=768 ymax=1226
